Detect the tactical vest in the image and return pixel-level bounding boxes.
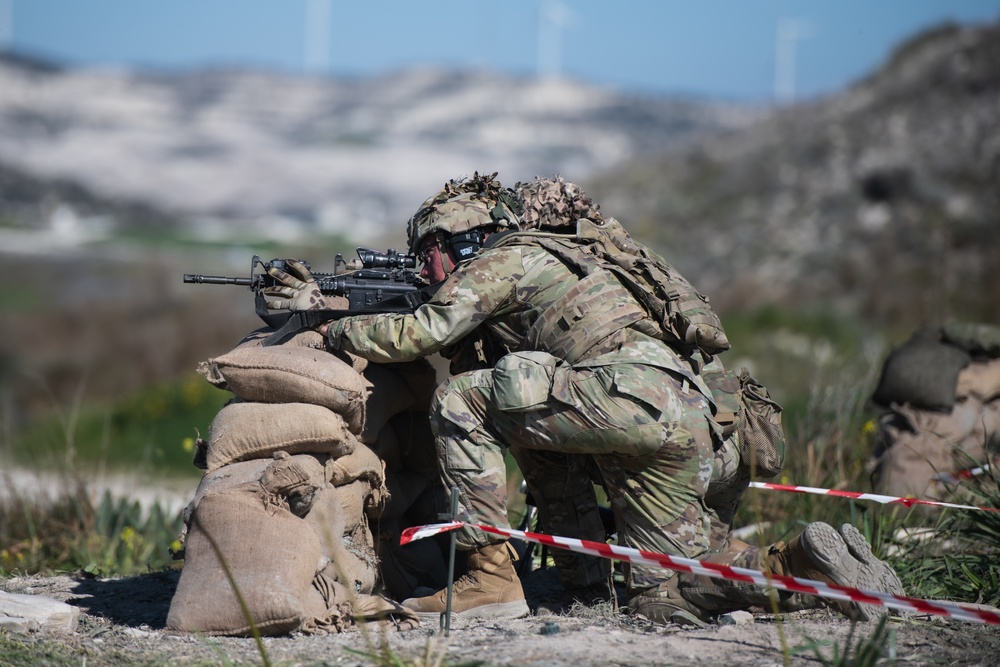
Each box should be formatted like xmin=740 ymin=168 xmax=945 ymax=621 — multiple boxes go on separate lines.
xmin=488 ymin=218 xmax=731 ymax=362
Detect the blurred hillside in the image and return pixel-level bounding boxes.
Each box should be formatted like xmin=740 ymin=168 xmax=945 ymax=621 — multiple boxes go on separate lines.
xmin=589 ymin=20 xmax=1000 ymax=332
xmin=0 ymin=52 xmax=756 ymax=244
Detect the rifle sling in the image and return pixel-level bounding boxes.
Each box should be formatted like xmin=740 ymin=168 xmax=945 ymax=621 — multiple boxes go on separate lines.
xmin=261 ymin=301 xmax=420 ymax=347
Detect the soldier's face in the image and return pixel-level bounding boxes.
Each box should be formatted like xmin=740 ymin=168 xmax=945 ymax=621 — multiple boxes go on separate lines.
xmin=418 ymin=234 xmax=451 ymax=283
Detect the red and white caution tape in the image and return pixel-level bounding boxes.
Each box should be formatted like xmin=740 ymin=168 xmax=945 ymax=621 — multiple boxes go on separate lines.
xmin=748 ymin=481 xmax=1000 ymax=513
xmin=933 ymin=462 xmax=994 ymax=484
xmin=401 ymin=521 xmax=1000 ymax=626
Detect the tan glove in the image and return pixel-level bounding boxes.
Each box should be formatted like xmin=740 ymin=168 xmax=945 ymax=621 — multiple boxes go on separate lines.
xmin=263 ymin=259 xmax=325 ymax=311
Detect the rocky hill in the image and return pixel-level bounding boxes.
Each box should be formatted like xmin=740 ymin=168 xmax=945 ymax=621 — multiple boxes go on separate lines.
xmin=589 ymin=20 xmax=1000 ymax=329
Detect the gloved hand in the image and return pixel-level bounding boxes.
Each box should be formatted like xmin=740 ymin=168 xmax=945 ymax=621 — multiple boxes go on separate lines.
xmin=263 ymin=259 xmax=325 ymax=311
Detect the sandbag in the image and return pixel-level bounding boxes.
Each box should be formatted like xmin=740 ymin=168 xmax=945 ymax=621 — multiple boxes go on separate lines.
xmin=302 ymin=569 xmax=418 ymax=633
xmin=388 ymin=411 xmax=439 ymax=474
xmin=326 ymin=442 xmax=385 ymax=488
xmin=382 ymin=468 xmax=433 ymax=524
xmin=206 ymin=401 xmax=358 ymax=472
xmin=941 ymin=322 xmax=1000 ymax=358
xmin=361 ymin=364 xmax=417 ymax=444
xmin=305 ymin=485 xmax=379 ymax=595
xmin=259 ymin=451 xmax=328 ymax=516
xmin=166 ymin=489 xmax=321 ymax=636
xmin=385 ymin=358 xmax=438 ymax=412
xmin=955 ymin=358 xmax=1000 ymax=403
xmin=235 ymin=326 xmax=328 ymax=350
xmin=873 ymin=398 xmax=994 ymax=500
xmin=370 ymin=421 xmax=403 ymax=472
xmin=198 ymin=345 xmax=370 ymax=433
xmin=310 ymin=532 xmax=378 ymax=595
xmin=182 ymin=458 xmax=274 ymax=529
xmin=872 ymin=328 xmax=971 ymax=411
xmin=333 ymin=480 xmax=370 ymax=533
xmin=236 ymin=326 xmax=370 ymax=374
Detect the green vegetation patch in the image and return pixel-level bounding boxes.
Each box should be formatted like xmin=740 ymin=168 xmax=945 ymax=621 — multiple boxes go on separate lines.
xmin=8 ymin=373 xmax=230 ymax=477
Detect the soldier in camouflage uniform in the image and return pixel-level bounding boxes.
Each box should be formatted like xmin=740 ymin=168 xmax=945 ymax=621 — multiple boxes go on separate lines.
xmin=266 ymin=173 xmax=905 ymax=625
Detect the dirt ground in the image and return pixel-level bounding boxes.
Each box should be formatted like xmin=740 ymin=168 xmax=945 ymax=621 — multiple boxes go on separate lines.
xmin=3 ymin=568 xmax=1000 ymax=667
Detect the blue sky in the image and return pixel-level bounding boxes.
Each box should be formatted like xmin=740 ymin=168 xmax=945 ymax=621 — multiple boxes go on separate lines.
xmin=2 ymin=1 xmax=999 ymax=101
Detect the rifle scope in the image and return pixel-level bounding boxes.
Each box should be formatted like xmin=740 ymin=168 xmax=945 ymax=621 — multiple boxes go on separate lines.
xmin=356 ymin=248 xmax=416 ymax=270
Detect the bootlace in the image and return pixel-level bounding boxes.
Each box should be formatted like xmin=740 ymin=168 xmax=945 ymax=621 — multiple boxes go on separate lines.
xmin=449 ymin=571 xmax=481 ymax=595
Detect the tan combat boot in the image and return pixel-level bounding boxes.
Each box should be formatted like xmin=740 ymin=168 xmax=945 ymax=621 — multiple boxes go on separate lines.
xmin=765 ymin=521 xmax=902 ymax=621
xmin=401 ymin=542 xmax=529 ymax=621
xmin=627 ymin=576 xmax=710 ymax=628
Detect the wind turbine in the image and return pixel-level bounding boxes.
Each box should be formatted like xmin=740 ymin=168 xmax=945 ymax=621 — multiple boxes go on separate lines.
xmin=774 ymin=17 xmax=814 ymax=104
xmin=0 ymin=0 xmax=13 ymax=52
xmin=537 ymin=0 xmax=576 ymax=79
xmin=304 ymin=0 xmax=332 ymax=74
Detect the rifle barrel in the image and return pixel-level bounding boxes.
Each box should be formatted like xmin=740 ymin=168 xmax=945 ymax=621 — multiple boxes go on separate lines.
xmin=183 ymin=274 xmax=253 ymax=286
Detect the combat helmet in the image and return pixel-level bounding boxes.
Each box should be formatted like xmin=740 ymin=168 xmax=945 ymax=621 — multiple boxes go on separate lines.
xmin=406 ymin=171 xmax=521 ymax=257
xmin=516 ymin=175 xmax=603 ymax=231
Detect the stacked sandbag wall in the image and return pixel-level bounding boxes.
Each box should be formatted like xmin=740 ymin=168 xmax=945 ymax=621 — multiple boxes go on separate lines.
xmin=166 ymin=327 xmax=446 ymax=635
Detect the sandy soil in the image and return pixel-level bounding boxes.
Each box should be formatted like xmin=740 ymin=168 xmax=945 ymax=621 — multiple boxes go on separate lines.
xmin=3 ymin=568 xmax=999 ymax=667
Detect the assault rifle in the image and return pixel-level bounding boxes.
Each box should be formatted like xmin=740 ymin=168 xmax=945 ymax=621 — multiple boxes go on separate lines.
xmin=184 ymin=248 xmax=438 ymax=346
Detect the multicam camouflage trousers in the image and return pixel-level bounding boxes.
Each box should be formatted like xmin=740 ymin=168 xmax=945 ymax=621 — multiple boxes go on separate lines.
xmin=428 ymin=351 xmax=715 ymax=592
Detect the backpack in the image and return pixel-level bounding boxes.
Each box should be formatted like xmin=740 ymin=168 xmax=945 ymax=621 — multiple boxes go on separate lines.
xmin=490 ymin=218 xmax=731 ymax=360
xmin=489 ymin=220 xmax=784 ymax=476
xmin=579 ymin=217 xmax=731 ymax=357
xmin=704 ymin=365 xmax=786 ymax=479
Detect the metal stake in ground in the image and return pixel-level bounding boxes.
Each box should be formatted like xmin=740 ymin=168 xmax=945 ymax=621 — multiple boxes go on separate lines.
xmin=439 ymin=486 xmax=460 ymax=635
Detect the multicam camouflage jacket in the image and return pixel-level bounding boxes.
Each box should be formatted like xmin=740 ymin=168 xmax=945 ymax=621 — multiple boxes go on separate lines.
xmin=326 ymin=237 xmax=713 ymax=400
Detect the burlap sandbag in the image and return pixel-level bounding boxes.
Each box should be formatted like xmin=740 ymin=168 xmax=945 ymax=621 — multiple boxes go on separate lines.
xmin=334 ymin=480 xmax=370 ymax=534
xmin=181 ymin=458 xmax=273 ymax=530
xmin=167 ymin=489 xmax=321 ymax=636
xmin=873 ymin=398 xmax=993 ymax=500
xmin=382 ymin=468 xmax=433 ymax=524
xmin=305 ymin=484 xmax=369 ymax=547
xmin=361 ymin=364 xmax=417 ymax=444
xmin=388 ymin=411 xmax=439 ymax=474
xmin=184 ymin=454 xmax=328 ymax=523
xmin=206 ymin=402 xmax=358 ymax=472
xmin=301 ymin=569 xmax=418 ymax=633
xmin=388 ymin=358 xmax=439 ymax=412
xmin=235 ymin=326 xmax=328 ymax=350
xmin=326 ymin=441 xmax=385 ymax=488
xmin=370 ymin=420 xmax=403 ymax=472
xmin=941 ymin=322 xmax=1000 ymax=358
xmin=872 ymin=328 xmax=971 ymax=411
xmin=309 ymin=532 xmax=378 ymax=596
xmin=259 ymin=451 xmax=329 ymax=517
xmin=955 ymin=358 xmax=1000 ymax=403
xmin=304 ymin=486 xmax=378 ymax=595
xmin=235 ymin=325 xmax=370 ymax=374
xmin=198 ymin=345 xmax=371 ymax=433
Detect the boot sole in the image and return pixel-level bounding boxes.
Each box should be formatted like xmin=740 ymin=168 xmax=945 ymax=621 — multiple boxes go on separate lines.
xmin=800 ymin=522 xmax=872 ymax=621
xmin=838 ymin=523 xmax=906 ymax=617
xmin=414 ymin=600 xmax=530 ymax=625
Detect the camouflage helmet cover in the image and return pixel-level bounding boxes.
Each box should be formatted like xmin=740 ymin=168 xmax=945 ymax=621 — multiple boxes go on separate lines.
xmin=516 ymin=175 xmax=603 ymax=230
xmin=406 ymin=171 xmax=521 ymax=253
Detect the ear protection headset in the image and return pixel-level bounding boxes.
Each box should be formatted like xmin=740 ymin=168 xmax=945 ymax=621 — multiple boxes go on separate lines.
xmin=445 ymin=229 xmax=486 ymax=262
